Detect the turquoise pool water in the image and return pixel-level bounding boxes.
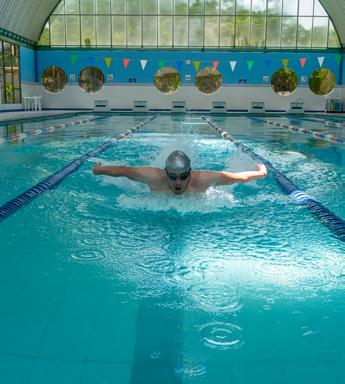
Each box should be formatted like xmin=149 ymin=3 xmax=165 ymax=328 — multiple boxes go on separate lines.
xmin=0 ymin=113 xmax=345 ymax=383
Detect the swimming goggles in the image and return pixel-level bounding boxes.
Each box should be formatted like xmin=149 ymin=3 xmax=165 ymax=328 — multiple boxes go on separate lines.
xmin=165 ymin=168 xmax=191 ymax=181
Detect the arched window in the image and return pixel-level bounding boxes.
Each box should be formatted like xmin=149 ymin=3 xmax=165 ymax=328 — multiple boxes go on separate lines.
xmin=38 ymin=0 xmax=340 ymax=49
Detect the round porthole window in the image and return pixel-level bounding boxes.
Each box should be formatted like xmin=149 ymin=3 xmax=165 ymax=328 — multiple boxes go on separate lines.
xmin=41 ymin=66 xmax=66 ymax=93
xmin=78 ymin=67 xmax=104 ymax=93
xmin=309 ymin=68 xmax=336 ymax=96
xmin=154 ymin=67 xmax=180 ymax=94
xmin=195 ymin=67 xmax=222 ymax=94
xmin=271 ymin=67 xmax=298 ymax=96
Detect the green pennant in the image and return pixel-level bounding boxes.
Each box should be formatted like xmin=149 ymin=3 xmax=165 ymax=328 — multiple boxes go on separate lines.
xmin=70 ymin=55 xmax=78 ymax=65
xmin=159 ymin=60 xmax=165 ymax=69
xmin=193 ymin=61 xmax=201 ymax=71
xmin=247 ymin=60 xmax=254 ymax=71
xmin=335 ymin=54 xmax=342 ymax=64
xmin=282 ymin=59 xmax=289 ymax=67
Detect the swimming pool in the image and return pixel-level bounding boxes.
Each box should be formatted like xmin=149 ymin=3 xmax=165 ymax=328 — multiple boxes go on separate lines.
xmin=0 ymin=113 xmax=345 ymax=383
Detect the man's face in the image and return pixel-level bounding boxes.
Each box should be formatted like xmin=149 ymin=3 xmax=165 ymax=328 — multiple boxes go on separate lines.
xmin=165 ymin=169 xmax=191 ymax=195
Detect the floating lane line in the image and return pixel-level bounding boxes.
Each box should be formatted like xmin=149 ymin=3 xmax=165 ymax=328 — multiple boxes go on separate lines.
xmin=0 ymin=115 xmax=110 ymax=145
xmin=251 ymin=117 xmax=344 ymax=145
xmin=202 ymin=116 xmax=345 ymax=242
xmin=0 ymin=116 xmax=156 ymax=223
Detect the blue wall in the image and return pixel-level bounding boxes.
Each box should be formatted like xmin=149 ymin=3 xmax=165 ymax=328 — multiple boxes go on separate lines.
xmin=37 ymin=50 xmax=343 ymax=85
xmin=20 ymin=47 xmax=36 ymax=83
xmin=20 ymin=49 xmax=343 ymax=87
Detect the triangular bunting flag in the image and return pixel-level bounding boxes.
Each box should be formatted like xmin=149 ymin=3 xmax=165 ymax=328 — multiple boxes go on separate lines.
xmin=123 ymin=58 xmax=129 ymax=69
xmin=282 ymin=59 xmax=289 ymax=68
xmin=229 ymin=61 xmax=237 ymax=71
xmin=193 ymin=61 xmax=200 ymax=71
xmin=159 ymin=60 xmax=165 ymax=69
xmin=87 ymin=57 xmax=95 ymax=66
xmin=70 ymin=55 xmax=78 ymax=65
xmin=318 ymin=56 xmax=325 ymax=67
xmin=299 ymin=58 xmax=307 ymax=68
xmin=212 ymin=61 xmax=219 ymax=70
xmin=105 ymin=58 xmax=112 ymax=68
xmin=264 ymin=60 xmax=272 ymax=68
xmin=176 ymin=61 xmax=183 ymax=71
xmin=140 ymin=60 xmax=147 ymax=70
xmin=247 ymin=60 xmax=254 ymax=71
xmin=335 ymin=54 xmax=342 ymax=65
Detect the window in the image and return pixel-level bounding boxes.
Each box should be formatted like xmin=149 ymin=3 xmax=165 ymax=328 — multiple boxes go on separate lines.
xmin=195 ymin=67 xmax=222 ymax=94
xmin=0 ymin=40 xmax=21 ymax=104
xmin=41 ymin=66 xmax=67 ymax=93
xmin=154 ymin=67 xmax=180 ymax=94
xmin=78 ymin=67 xmax=105 ymax=93
xmin=271 ymin=67 xmax=298 ymax=96
xmin=309 ymin=68 xmax=336 ymax=95
xmin=38 ymin=0 xmax=340 ymax=49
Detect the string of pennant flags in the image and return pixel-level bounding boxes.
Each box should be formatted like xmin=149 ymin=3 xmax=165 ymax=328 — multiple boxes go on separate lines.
xmin=70 ymin=54 xmax=342 ymax=72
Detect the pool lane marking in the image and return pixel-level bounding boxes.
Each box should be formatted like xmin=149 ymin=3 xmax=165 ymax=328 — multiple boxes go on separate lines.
xmin=0 ymin=115 xmax=111 ymax=145
xmin=0 ymin=116 xmax=156 ymax=224
xmin=250 ymin=117 xmax=343 ymax=144
xmin=291 ymin=114 xmax=345 ymax=128
xmin=202 ymin=116 xmax=345 ymax=243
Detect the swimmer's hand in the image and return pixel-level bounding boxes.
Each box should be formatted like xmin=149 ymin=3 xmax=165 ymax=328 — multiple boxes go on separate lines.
xmin=92 ymin=162 xmax=102 ymax=174
xmin=257 ymin=163 xmax=267 ymax=177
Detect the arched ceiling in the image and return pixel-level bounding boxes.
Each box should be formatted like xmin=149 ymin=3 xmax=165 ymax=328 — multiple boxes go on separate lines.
xmin=0 ymin=0 xmax=344 ymax=47
xmin=320 ymin=0 xmax=345 ymax=46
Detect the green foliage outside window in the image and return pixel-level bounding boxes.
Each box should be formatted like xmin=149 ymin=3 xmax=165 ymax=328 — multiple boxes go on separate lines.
xmin=78 ymin=67 xmax=105 ymax=93
xmin=154 ymin=67 xmax=180 ymax=94
xmin=41 ymin=66 xmax=67 ymax=93
xmin=38 ymin=0 xmax=340 ymax=49
xmin=309 ymin=68 xmax=336 ymax=96
xmin=195 ymin=67 xmax=222 ymax=94
xmin=271 ymin=67 xmax=298 ymax=96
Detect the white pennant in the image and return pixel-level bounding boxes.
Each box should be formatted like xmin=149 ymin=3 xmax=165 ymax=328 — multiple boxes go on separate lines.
xmin=229 ymin=61 xmax=237 ymax=71
xmin=318 ymin=56 xmax=324 ymax=67
xmin=140 ymin=60 xmax=147 ymax=70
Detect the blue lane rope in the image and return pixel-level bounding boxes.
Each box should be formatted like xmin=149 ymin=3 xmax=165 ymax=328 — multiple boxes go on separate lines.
xmin=0 ymin=116 xmax=156 ymax=223
xmin=202 ymin=116 xmax=345 ymax=242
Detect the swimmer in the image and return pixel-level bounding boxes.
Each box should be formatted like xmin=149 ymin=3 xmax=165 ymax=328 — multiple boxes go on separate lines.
xmin=92 ymin=150 xmax=267 ymax=195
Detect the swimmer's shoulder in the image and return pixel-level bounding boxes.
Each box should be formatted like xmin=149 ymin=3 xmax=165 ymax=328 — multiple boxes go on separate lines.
xmin=136 ymin=167 xmax=165 ymax=184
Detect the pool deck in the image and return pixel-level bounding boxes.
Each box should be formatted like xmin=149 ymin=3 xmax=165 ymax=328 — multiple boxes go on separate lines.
xmin=0 ymin=110 xmax=344 ymax=124
xmin=0 ymin=110 xmax=87 ymax=123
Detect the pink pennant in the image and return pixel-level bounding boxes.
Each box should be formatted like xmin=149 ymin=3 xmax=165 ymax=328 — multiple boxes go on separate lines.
xmin=299 ymin=58 xmax=307 ymax=68
xmin=123 ymin=58 xmax=129 ymax=69
xmin=212 ymin=61 xmax=219 ymax=70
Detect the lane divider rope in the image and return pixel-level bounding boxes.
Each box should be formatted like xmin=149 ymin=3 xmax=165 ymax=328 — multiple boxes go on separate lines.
xmin=286 ymin=114 xmax=345 ymax=128
xmin=0 ymin=116 xmax=156 ymax=223
xmin=250 ymin=116 xmax=344 ymax=144
xmin=202 ymin=116 xmax=345 ymax=242
xmin=0 ymin=114 xmax=111 ymax=145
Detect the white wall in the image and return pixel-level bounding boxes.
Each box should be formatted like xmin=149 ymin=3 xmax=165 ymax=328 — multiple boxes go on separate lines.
xmin=36 ymin=84 xmax=329 ymax=112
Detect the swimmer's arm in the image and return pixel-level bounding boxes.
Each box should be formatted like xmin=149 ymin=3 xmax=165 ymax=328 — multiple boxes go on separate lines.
xmin=213 ymin=164 xmax=268 ymax=185
xmin=92 ymin=163 xmax=159 ymax=184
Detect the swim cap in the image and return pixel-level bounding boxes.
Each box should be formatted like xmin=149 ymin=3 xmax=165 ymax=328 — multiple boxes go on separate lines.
xmin=165 ymin=150 xmax=191 ymax=173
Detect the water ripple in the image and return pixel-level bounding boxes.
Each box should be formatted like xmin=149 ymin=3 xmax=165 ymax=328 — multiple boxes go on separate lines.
xmin=200 ymin=321 xmax=244 ymax=350
xmin=70 ymin=249 xmax=104 ymax=262
xmin=301 ymin=327 xmax=345 ymax=355
xmin=191 ymin=282 xmax=243 ymax=313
